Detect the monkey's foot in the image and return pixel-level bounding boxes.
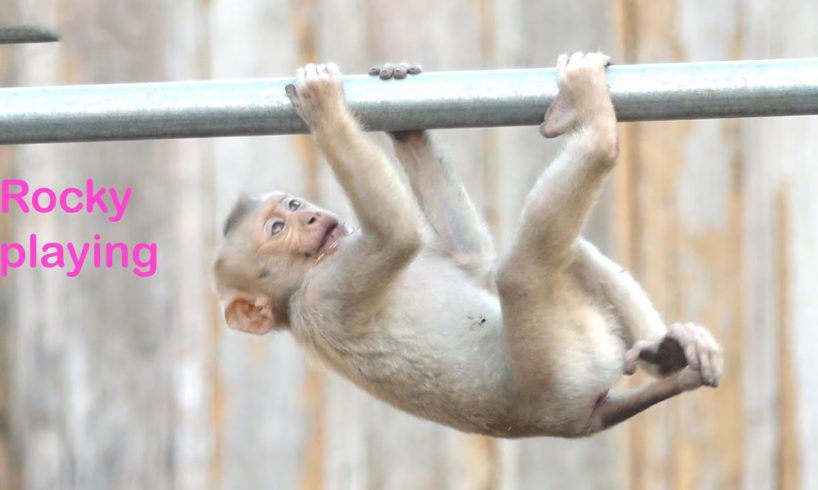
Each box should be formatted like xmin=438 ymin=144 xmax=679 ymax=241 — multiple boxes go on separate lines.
xmin=624 ymin=322 xmax=723 ymax=388
xmin=369 ymin=62 xmax=422 ymax=80
xmin=540 ymin=51 xmax=617 ymax=147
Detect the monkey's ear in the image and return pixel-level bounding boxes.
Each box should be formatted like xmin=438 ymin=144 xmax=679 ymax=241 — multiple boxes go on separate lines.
xmin=223 ymin=295 xmax=275 ymax=335
xmin=540 ymin=92 xmax=578 ymax=138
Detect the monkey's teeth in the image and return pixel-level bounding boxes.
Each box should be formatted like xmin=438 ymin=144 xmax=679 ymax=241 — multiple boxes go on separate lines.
xmin=315 ymin=224 xmax=356 ymax=264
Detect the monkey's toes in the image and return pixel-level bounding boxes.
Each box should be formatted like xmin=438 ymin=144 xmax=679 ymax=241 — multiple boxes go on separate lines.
xmin=668 ymin=322 xmax=723 ymax=388
xmin=557 ymin=51 xmax=611 ymax=83
xmin=369 ymin=62 xmax=422 ymax=80
xmin=624 ymin=340 xmax=654 ymax=375
xmin=379 ymin=63 xmax=395 ymax=79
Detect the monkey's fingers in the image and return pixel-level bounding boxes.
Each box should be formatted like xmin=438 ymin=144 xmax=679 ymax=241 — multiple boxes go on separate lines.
xmin=327 ymin=62 xmax=342 ymax=77
xmin=394 ymin=63 xmax=422 ymax=79
xmin=556 ymin=54 xmax=569 ymax=74
xmin=369 ymin=63 xmax=422 ymax=80
xmin=304 ymin=63 xmax=319 ymax=78
xmin=568 ymin=51 xmax=585 ymax=70
xmin=285 ymin=84 xmax=300 ymax=110
xmin=379 ymin=63 xmax=395 ymax=80
xmin=585 ymin=52 xmax=611 ymax=68
xmin=294 ymin=66 xmax=311 ymax=98
xmin=393 ymin=63 xmax=409 ymax=79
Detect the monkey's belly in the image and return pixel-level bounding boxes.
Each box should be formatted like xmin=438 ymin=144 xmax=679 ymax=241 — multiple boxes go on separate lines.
xmin=294 ymin=258 xmax=518 ymax=435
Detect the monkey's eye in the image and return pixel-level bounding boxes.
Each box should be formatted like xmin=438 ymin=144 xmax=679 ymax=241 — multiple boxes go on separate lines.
xmin=265 ymin=219 xmax=285 ymax=236
xmin=288 ymin=199 xmax=302 ymax=211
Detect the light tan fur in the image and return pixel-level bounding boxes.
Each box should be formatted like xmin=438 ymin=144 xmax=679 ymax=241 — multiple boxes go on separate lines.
xmin=212 ymin=54 xmax=723 ymax=438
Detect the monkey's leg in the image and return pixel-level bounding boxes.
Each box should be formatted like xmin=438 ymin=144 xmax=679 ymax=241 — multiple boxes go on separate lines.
xmin=573 ymin=240 xmax=666 ymax=343
xmin=391 ymin=131 xmax=495 ymax=276
xmin=572 ymin=241 xmax=723 ymax=382
xmin=496 ymin=53 xmax=626 ymax=423
xmin=500 ymin=52 xmax=617 ymax=282
xmin=583 ymin=367 xmax=703 ymax=435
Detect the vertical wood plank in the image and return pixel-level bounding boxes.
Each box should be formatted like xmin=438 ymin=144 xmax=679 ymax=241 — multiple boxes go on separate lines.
xmin=742 ymin=0 xmax=818 ymax=488
xmin=6 ymin=1 xmax=211 ymax=489
xmin=209 ymin=1 xmax=316 ymax=488
xmin=774 ymin=187 xmax=800 ymax=490
xmin=614 ymin=1 xmax=748 ymax=489
xmin=0 ymin=4 xmax=23 ymax=488
xmin=490 ymin=0 xmax=625 ymax=488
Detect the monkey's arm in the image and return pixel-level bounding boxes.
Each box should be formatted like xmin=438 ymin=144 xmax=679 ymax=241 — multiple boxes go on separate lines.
xmin=287 ymin=64 xmax=423 ymax=308
xmin=390 ymin=131 xmax=494 ymax=274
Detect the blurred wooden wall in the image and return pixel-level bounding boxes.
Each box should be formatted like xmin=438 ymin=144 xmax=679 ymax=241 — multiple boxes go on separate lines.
xmin=1 ymin=0 xmax=816 ymax=489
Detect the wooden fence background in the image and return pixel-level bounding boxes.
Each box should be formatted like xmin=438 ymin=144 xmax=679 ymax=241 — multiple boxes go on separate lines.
xmin=1 ymin=0 xmax=816 ymax=488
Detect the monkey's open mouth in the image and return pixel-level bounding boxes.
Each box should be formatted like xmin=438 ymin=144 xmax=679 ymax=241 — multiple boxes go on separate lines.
xmin=315 ymin=222 xmax=342 ymax=263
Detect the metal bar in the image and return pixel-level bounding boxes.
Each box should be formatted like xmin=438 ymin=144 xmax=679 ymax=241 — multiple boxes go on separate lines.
xmin=1 ymin=58 xmax=817 ymax=144
xmin=0 ymin=25 xmax=59 ymax=44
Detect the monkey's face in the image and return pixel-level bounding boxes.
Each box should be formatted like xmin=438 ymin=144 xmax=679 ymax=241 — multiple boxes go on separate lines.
xmin=213 ymin=191 xmax=349 ymax=335
xmin=252 ymin=191 xmax=346 ymax=268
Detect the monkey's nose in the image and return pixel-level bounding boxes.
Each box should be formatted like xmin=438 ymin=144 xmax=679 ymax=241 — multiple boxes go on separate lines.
xmin=307 ymin=213 xmax=320 ymax=225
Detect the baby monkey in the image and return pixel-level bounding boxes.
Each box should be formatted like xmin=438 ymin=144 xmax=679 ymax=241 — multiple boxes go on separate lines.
xmin=212 ymin=53 xmax=722 ymax=438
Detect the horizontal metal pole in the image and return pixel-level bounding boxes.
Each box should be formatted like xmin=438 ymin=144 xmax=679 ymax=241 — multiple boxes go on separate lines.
xmin=1 ymin=58 xmax=817 ymax=144
xmin=0 ymin=25 xmax=59 ymax=44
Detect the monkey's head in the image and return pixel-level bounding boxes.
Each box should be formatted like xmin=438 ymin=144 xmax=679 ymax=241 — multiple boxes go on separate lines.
xmin=212 ymin=191 xmax=346 ymax=334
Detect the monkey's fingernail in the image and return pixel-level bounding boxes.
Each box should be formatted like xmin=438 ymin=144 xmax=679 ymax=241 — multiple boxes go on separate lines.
xmin=408 ymin=65 xmax=422 ymax=74
xmin=369 ymin=66 xmax=380 ymax=76
xmin=380 ymin=64 xmax=395 ymax=80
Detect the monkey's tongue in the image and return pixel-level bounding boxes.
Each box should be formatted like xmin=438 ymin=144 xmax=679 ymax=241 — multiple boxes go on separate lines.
xmin=316 ymin=223 xmax=341 ymax=258
xmin=324 ymin=223 xmax=339 ymax=246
